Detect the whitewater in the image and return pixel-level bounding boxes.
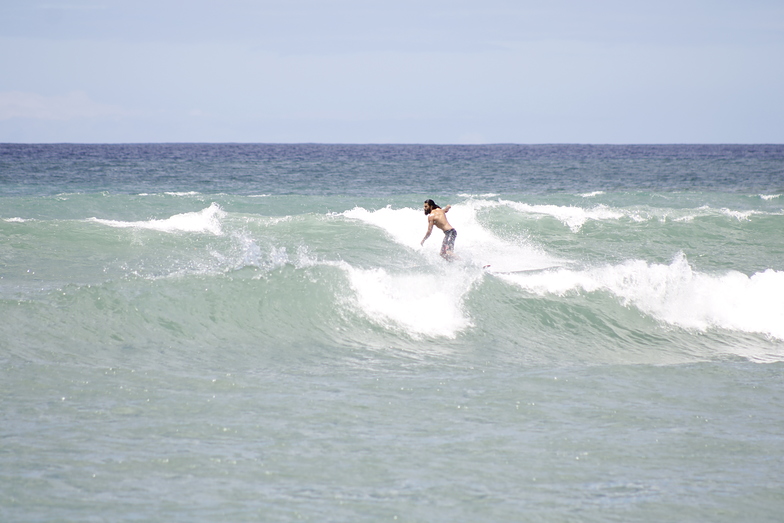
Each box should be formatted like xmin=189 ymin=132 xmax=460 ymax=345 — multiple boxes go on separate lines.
xmin=1 ymin=144 xmax=783 ymax=521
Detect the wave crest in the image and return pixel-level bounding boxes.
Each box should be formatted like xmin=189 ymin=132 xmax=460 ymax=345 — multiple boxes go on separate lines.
xmin=87 ymin=203 xmax=225 ymax=235
xmin=497 ymin=253 xmax=784 ymax=341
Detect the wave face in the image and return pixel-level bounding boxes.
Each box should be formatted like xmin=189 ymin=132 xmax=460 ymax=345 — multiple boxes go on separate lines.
xmin=2 ymin=144 xmax=784 ymax=522
xmin=3 ymin=191 xmax=782 ymax=365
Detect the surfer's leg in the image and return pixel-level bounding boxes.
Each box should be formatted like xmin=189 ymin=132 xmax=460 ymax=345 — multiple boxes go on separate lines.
xmin=440 ymin=229 xmax=456 ymax=259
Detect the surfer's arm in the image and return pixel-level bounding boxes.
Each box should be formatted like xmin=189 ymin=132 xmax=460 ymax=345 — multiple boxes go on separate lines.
xmin=421 ymin=219 xmax=434 ymax=245
xmin=443 ymin=205 xmax=451 ymax=213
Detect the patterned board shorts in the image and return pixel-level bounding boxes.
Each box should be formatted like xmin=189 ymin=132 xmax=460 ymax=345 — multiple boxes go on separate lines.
xmin=441 ymin=228 xmax=457 ymax=256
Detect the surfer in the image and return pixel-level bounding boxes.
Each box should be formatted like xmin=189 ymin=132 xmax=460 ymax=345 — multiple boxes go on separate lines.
xmin=420 ymin=199 xmax=457 ymax=260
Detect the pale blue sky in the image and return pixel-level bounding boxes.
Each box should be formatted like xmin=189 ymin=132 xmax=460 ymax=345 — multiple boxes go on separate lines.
xmin=0 ymin=0 xmax=782 ymax=143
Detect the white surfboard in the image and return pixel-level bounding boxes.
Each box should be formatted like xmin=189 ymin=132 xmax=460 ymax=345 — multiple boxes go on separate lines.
xmin=482 ymin=263 xmax=561 ymax=274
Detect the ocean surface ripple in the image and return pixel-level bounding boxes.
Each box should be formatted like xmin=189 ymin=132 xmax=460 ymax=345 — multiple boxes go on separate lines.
xmin=2 ymin=144 xmax=783 ymax=521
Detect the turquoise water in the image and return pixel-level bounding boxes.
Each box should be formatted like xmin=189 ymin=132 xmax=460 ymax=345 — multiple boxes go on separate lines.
xmin=1 ymin=144 xmax=783 ymax=521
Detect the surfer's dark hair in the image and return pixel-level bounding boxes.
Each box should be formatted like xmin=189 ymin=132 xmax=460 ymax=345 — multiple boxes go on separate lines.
xmin=424 ymin=199 xmax=440 ymax=215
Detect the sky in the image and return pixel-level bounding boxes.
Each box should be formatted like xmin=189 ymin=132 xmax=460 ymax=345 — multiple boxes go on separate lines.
xmin=0 ymin=0 xmax=782 ymax=144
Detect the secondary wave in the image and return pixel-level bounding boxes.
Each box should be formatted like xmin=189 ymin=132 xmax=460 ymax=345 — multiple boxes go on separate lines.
xmin=470 ymin=198 xmax=783 ymax=232
xmin=87 ymin=202 xmax=226 ymax=235
xmin=496 ymin=253 xmax=784 ymax=342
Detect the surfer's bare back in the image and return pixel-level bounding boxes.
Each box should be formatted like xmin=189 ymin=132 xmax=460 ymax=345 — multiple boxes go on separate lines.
xmin=421 ymin=199 xmax=457 ymax=259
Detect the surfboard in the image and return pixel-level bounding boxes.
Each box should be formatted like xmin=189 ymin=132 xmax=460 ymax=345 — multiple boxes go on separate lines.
xmin=482 ymin=264 xmax=560 ymax=274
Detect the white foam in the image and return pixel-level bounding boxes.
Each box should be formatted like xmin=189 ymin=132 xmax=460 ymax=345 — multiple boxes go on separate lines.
xmin=760 ymin=194 xmax=780 ymax=200
xmin=337 ymin=204 xmax=565 ymax=338
xmin=581 ymin=191 xmax=605 ymax=198
xmin=342 ymin=264 xmax=476 ymax=338
xmin=720 ymin=208 xmax=761 ymax=221
xmin=487 ymin=199 xmax=775 ymax=230
xmin=497 ymin=253 xmax=784 ymax=341
xmin=343 ymin=203 xmax=559 ymax=270
xmin=680 ymin=206 xmax=773 ymax=222
xmin=4 ymin=217 xmax=31 ymax=223
xmin=458 ymin=193 xmax=499 ymax=198
xmin=88 ymin=202 xmax=225 ymax=235
xmin=343 ymin=205 xmax=424 ymax=250
xmin=498 ymin=199 xmax=624 ymax=232
xmin=341 ymin=202 xmax=559 ymax=336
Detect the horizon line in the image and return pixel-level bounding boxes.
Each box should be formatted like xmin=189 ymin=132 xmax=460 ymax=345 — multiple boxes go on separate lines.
xmin=2 ymin=142 xmax=783 ymax=146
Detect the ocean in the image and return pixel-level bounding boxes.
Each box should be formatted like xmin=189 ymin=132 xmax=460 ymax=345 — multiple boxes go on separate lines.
xmin=1 ymin=143 xmax=783 ymax=521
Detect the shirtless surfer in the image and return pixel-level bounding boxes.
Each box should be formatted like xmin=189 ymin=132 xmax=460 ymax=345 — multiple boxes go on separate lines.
xmin=420 ymin=199 xmax=457 ymax=260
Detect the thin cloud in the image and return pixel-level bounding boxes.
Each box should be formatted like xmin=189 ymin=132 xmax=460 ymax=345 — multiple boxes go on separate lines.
xmin=0 ymin=91 xmax=131 ymax=120
xmin=36 ymin=4 xmax=107 ymax=10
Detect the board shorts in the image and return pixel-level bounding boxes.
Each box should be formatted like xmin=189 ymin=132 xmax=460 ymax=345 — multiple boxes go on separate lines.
xmin=441 ymin=228 xmax=457 ymax=256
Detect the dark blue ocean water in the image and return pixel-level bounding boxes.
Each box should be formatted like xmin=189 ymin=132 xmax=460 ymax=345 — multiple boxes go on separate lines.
xmin=2 ymin=143 xmax=783 ymax=196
